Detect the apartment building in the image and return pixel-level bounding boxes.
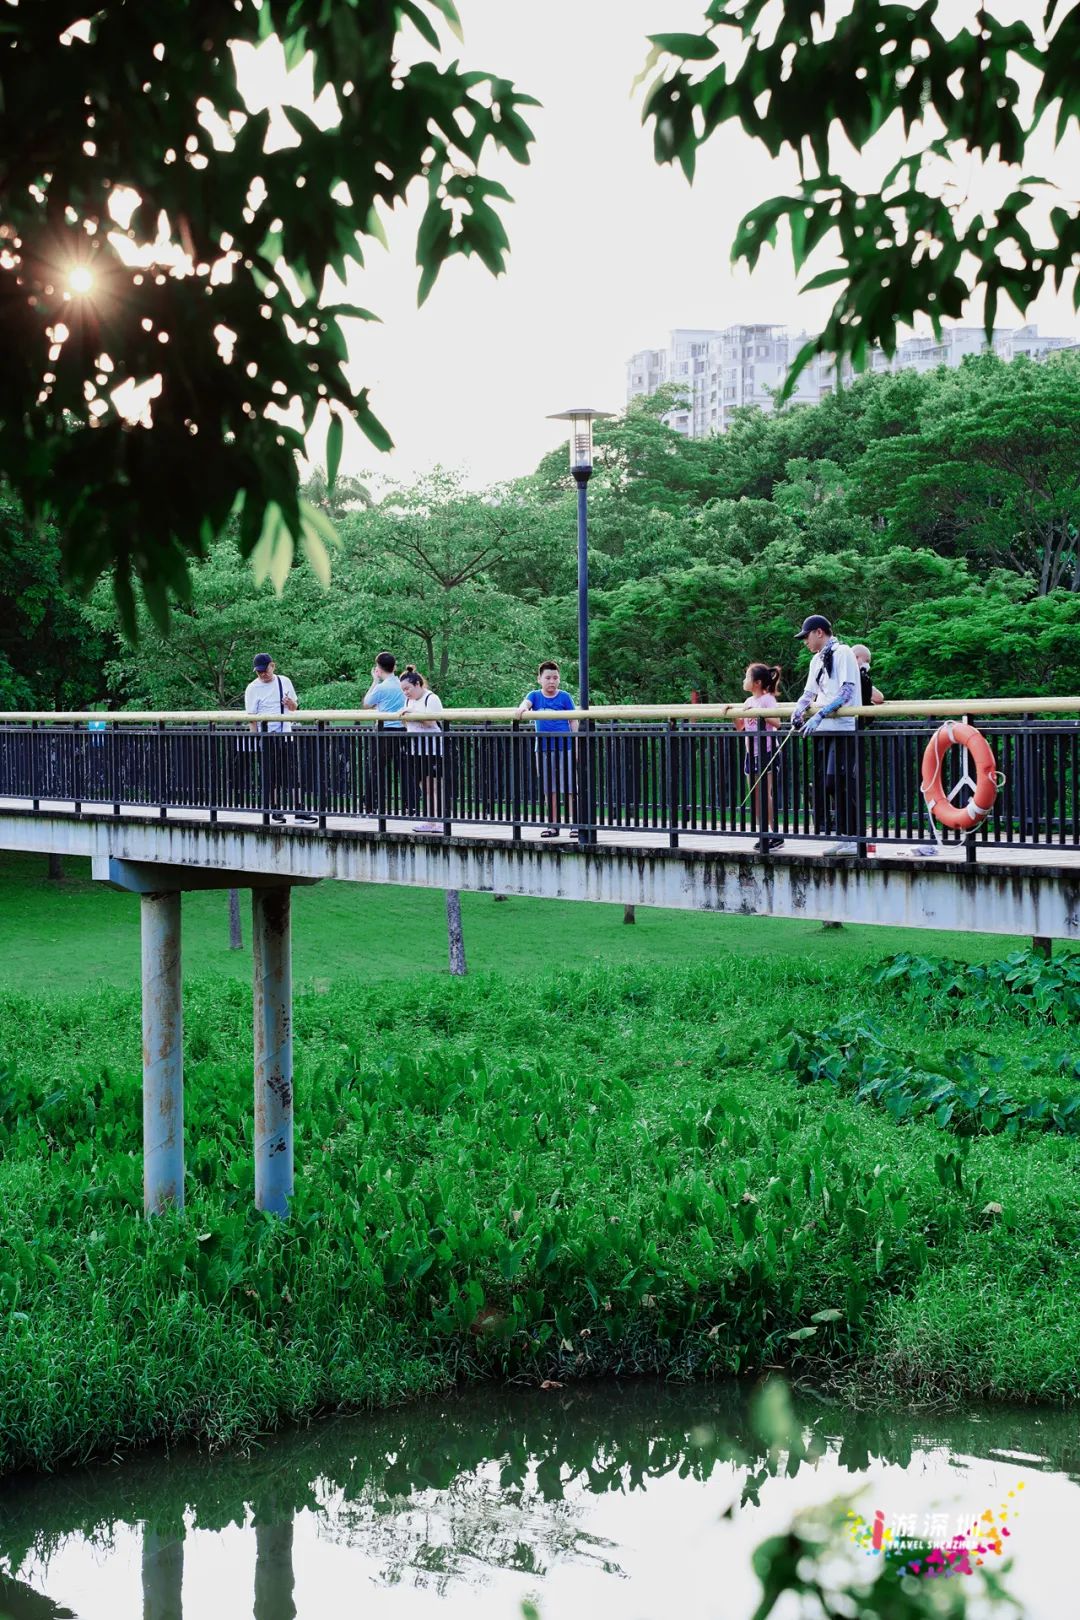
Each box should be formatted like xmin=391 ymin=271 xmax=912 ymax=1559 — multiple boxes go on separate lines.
xmin=626 ymin=323 xmax=1078 ymax=437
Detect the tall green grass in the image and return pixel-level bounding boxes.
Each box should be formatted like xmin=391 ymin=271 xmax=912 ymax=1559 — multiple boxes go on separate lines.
xmin=1 ymin=948 xmax=1078 ymax=1476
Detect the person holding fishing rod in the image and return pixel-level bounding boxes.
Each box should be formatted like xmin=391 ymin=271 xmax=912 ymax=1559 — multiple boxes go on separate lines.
xmin=790 ymin=614 xmax=864 ymax=856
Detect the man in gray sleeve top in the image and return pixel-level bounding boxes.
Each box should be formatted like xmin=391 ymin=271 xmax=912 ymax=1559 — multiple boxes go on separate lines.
xmin=790 ymin=615 xmax=863 ymax=856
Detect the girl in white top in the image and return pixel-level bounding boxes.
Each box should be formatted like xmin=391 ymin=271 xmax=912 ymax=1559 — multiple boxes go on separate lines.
xmin=400 ymin=666 xmax=444 ymax=832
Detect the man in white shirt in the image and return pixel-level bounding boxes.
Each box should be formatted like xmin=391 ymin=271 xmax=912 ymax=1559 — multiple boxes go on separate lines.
xmin=244 ymin=653 xmax=317 ymax=825
xmin=791 ymin=615 xmax=863 ymax=856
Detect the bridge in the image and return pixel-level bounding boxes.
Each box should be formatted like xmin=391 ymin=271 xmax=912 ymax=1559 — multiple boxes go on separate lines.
xmin=3 ymin=698 xmax=1078 ymax=1217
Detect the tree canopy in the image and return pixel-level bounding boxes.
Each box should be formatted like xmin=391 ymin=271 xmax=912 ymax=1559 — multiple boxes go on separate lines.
xmin=0 ymin=1 xmax=536 ymax=629
xmin=641 ymin=1 xmax=1080 ymax=388
xmin=4 ymin=3 xmax=1079 ymax=634
xmin=18 ymin=350 xmax=1080 ymax=715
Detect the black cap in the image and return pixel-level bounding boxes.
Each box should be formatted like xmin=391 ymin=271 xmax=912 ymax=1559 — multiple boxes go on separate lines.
xmin=253 ymin=652 xmax=273 ymax=671
xmin=794 ymin=615 xmax=831 ymax=640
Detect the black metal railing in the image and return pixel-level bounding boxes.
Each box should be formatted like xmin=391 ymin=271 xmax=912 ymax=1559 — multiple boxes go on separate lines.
xmin=1 ymin=717 xmax=1078 ymax=858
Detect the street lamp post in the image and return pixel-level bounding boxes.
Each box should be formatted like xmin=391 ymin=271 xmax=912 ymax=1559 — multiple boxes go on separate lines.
xmin=547 ymin=407 xmax=611 ymax=846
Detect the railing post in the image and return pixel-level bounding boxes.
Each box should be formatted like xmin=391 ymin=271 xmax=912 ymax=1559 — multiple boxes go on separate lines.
xmin=442 ymin=720 xmax=453 ymax=838
xmin=316 ymin=719 xmax=327 ymax=830
xmin=71 ymin=721 xmax=82 ymax=814
xmin=754 ymin=715 xmax=769 ymax=855
xmin=962 ymin=714 xmax=977 ymax=865
xmin=208 ymin=720 xmax=218 ymax=824
xmin=375 ymin=720 xmax=387 ymax=835
xmin=854 ymin=723 xmax=866 ymax=862
xmin=578 ymin=714 xmax=596 ymax=848
xmin=111 ymin=720 xmax=121 ymax=817
xmin=510 ymin=718 xmax=521 ymax=842
xmin=157 ymin=720 xmax=167 ymax=819
xmin=666 ymin=719 xmax=679 ymax=850
xmin=259 ymin=719 xmax=271 ymax=828
xmin=30 ymin=720 xmax=39 ymax=811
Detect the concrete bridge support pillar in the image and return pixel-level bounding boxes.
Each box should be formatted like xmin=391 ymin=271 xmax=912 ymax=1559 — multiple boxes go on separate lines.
xmin=141 ymin=890 xmax=184 ymax=1215
xmin=253 ymin=886 xmax=294 ymax=1214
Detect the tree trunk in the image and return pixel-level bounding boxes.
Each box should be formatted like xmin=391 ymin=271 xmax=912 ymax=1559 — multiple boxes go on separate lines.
xmin=446 ymin=890 xmax=467 ymax=976
xmin=228 ymin=888 xmax=243 ymax=950
xmin=623 ymin=904 xmax=636 ymax=924
xmin=46 ymin=853 xmax=65 ymax=881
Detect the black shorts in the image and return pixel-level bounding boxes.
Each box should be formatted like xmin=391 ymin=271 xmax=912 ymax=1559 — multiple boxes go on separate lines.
xmin=408 ymin=744 xmax=443 ymax=778
xmin=536 ymin=744 xmax=574 ymax=793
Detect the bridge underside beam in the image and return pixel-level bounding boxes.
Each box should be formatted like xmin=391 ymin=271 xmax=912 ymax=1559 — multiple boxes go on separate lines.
xmin=2 ymin=813 xmax=1080 ymax=940
xmin=92 ymin=856 xmax=318 ymax=894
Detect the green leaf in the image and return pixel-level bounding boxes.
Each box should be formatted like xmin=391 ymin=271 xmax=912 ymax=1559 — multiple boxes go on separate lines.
xmin=251 ymin=503 xmax=294 ymax=594
xmin=785 ymin=1325 xmax=817 ymax=1341
xmin=325 ymin=414 xmax=343 ymax=491
xmin=426 ymin=0 xmax=464 ymax=42
xmin=365 ymin=204 xmax=389 ymax=251
xmin=647 ymin=32 xmax=719 ymax=61
xmin=399 ymin=0 xmax=442 ymax=50
xmin=810 ymin=1308 xmax=843 ymax=1323
xmin=355 ymin=392 xmax=394 ymax=454
xmin=299 ymin=521 xmax=332 ymax=589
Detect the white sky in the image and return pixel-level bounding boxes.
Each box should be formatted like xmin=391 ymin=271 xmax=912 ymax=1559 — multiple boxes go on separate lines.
xmin=249 ymin=0 xmax=1080 ymax=489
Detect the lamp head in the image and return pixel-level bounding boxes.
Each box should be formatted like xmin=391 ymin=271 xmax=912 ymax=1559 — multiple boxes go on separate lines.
xmin=547 ymin=407 xmax=612 ymax=477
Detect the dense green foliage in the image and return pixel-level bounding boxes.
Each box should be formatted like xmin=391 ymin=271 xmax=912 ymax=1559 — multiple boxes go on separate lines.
xmin=778 ymin=1015 xmax=1080 ymax=1136
xmin=0 ymin=2 xmax=536 ymax=627
xmin=1 ymin=943 xmax=1078 ymax=1475
xmin=0 ymin=492 xmax=106 ymax=710
xmin=642 ymin=2 xmax=1080 ymax=386
xmin=11 ymin=353 xmax=1080 ymax=712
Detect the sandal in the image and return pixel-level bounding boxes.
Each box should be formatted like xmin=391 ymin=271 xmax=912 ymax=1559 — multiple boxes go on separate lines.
xmin=540 ymin=826 xmax=561 ymax=838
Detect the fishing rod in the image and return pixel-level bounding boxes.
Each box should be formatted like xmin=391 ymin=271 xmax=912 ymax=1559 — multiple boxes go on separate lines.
xmin=738 ymin=722 xmax=799 ymax=810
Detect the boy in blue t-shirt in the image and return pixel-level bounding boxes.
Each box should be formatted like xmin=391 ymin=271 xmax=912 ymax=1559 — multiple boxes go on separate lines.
xmin=362 ymin=650 xmax=407 ymax=815
xmin=518 ymin=660 xmax=578 ymax=838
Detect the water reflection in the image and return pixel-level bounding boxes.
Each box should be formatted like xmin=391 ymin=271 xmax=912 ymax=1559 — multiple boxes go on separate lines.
xmin=2 ymin=1383 xmax=1078 ymax=1618
xmin=141 ymin=1526 xmax=182 ymax=1620
xmin=0 ymin=1568 xmax=75 ymax=1620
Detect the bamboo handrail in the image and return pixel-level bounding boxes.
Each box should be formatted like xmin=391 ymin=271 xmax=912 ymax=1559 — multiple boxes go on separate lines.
xmin=3 ymin=698 xmax=1080 ymax=724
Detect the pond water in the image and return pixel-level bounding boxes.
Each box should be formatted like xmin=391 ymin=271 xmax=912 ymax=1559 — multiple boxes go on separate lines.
xmin=1 ymin=1383 xmax=1077 ymax=1619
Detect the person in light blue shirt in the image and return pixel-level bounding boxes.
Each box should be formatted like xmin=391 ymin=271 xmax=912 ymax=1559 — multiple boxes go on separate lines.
xmin=518 ymin=660 xmax=579 ymax=838
xmin=363 ymin=652 xmax=406 ymax=726
xmin=362 ymin=651 xmax=406 ymax=816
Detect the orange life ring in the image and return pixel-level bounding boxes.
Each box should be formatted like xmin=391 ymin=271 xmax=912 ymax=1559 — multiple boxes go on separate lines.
xmin=920 ymin=722 xmax=999 ymax=830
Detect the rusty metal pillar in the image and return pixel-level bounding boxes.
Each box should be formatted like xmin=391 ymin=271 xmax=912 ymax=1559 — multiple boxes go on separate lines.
xmin=141 ymin=890 xmax=184 ymax=1215
xmin=253 ymin=886 xmax=293 ymax=1214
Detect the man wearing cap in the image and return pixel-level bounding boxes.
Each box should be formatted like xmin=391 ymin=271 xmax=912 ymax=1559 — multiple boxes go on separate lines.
xmin=244 ymin=654 xmax=318 ymax=825
xmin=791 ymin=615 xmax=863 ymax=856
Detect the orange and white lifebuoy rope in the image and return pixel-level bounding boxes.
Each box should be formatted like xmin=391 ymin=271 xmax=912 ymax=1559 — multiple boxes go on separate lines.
xmin=920 ymin=721 xmax=1002 ymax=831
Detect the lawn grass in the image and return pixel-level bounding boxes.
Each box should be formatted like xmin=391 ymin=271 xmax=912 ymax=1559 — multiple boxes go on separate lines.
xmin=1 ymin=854 xmax=1078 ymax=1478
xmin=0 ymin=852 xmax=1030 ymax=996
